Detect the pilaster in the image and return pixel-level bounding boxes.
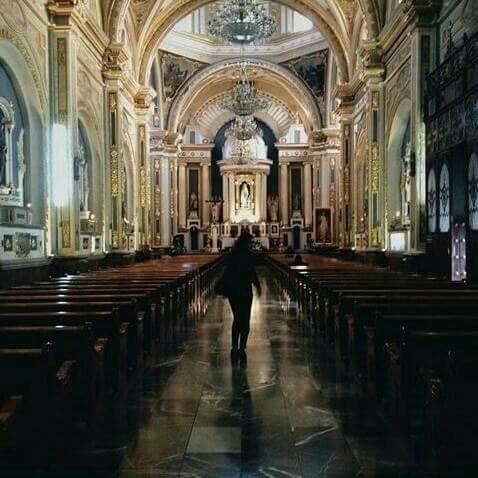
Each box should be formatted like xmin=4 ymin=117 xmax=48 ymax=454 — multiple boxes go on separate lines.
xmin=48 ymin=1 xmax=79 ymax=255
xmin=149 ymin=130 xmax=180 ymax=248
xmin=102 ymin=43 xmax=127 ymax=251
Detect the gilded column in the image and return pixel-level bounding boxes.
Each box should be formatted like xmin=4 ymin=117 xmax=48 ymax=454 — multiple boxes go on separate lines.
xmin=135 ymin=87 xmax=155 ymax=247
xmin=304 ymin=162 xmax=313 ymax=227
xmin=222 ymin=174 xmax=229 ymax=222
xmin=255 ymin=172 xmax=261 ymax=220
xmin=359 ymin=42 xmax=385 ymax=249
xmin=262 ymin=174 xmax=268 ymax=221
xmin=229 ymin=174 xmax=235 ymax=222
xmin=178 ymin=164 xmax=187 ymax=229
xmin=280 ymin=163 xmax=289 ymax=226
xmin=102 ymin=42 xmax=126 ymax=251
xmin=160 ymin=156 xmax=170 ymax=247
xmin=202 ymin=162 xmax=210 ymax=226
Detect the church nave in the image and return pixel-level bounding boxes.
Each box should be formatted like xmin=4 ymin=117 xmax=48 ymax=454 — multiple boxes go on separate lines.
xmin=118 ymin=271 xmax=413 ymax=478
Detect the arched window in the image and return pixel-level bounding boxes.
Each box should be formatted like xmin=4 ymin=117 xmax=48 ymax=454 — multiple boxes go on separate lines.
xmin=428 ymin=168 xmax=437 ymax=233
xmin=468 ymin=153 xmax=478 ymax=230
xmin=439 ymin=164 xmax=450 ymax=232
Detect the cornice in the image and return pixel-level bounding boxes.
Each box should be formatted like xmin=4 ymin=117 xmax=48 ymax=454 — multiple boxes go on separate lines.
xmin=181 ymin=144 xmax=215 ymax=152
xmin=275 ymin=143 xmax=309 ymax=150
xmin=379 ymin=0 xmax=440 ymax=52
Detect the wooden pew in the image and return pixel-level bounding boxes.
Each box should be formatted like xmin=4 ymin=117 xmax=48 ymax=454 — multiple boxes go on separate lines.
xmin=0 ymin=324 xmax=107 ymax=439
xmin=0 ymin=343 xmax=76 ymax=469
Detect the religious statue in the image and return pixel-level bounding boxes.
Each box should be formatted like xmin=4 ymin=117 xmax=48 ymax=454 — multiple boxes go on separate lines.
xmin=400 ymin=142 xmax=412 ymax=220
xmin=75 ymin=144 xmax=89 ymax=213
xmin=293 ymin=193 xmax=302 ymax=212
xmin=189 ymin=191 xmax=199 ymax=216
xmin=267 ymin=195 xmax=279 ymax=222
xmin=240 ymin=182 xmax=250 ymax=209
xmin=318 ymin=211 xmax=330 ymax=243
xmin=210 ymin=198 xmax=222 ymax=223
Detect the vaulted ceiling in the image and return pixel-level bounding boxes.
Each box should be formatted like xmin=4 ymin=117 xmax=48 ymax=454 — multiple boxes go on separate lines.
xmin=103 ymin=0 xmax=386 ymax=85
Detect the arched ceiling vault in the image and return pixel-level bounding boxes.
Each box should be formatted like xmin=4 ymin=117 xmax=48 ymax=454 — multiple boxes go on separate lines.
xmin=167 ymin=59 xmax=322 ymax=136
xmin=105 ymin=0 xmax=381 ymax=85
xmin=189 ymin=92 xmax=295 ymax=140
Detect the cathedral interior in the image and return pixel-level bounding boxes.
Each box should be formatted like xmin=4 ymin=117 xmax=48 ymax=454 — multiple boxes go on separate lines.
xmin=0 ymin=0 xmax=478 ymax=476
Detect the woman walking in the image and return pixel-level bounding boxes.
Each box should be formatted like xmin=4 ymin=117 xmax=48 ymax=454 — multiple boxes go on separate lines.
xmin=217 ymin=231 xmax=261 ymax=365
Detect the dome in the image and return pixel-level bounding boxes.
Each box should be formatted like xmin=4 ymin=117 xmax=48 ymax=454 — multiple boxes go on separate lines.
xmin=223 ymin=133 xmax=267 ymax=164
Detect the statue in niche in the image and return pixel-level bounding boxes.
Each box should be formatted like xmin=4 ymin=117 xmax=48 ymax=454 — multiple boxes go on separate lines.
xmin=121 ymin=162 xmax=129 ymax=227
xmin=0 ymin=113 xmax=7 ymax=186
xmin=318 ymin=210 xmax=330 ymax=243
xmin=75 ymin=144 xmax=89 ymax=213
xmin=400 ymin=141 xmax=412 ymax=220
xmin=210 ymin=198 xmax=222 ymax=223
xmin=17 ymin=129 xmax=26 ymax=197
xmin=267 ymin=195 xmax=279 ymax=222
xmin=293 ymin=193 xmax=302 ymax=212
xmin=189 ymin=191 xmax=199 ymax=216
xmin=240 ymin=182 xmax=250 ymax=209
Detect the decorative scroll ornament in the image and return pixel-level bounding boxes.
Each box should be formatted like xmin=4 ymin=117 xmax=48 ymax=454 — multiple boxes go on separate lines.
xmin=208 ymin=0 xmax=276 ymax=45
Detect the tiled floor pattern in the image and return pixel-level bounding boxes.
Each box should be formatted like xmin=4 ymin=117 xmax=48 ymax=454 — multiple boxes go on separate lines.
xmin=118 ymin=271 xmax=419 ymax=478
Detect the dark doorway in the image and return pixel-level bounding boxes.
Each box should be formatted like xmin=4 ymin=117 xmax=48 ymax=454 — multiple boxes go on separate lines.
xmin=190 ymin=227 xmax=199 ymax=251
xmin=293 ymin=226 xmax=301 ymax=250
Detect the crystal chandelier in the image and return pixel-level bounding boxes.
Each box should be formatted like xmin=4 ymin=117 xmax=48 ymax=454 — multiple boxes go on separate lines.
xmin=208 ymin=0 xmax=276 ymax=45
xmin=225 ymin=133 xmax=263 ymax=165
xmin=226 ymin=116 xmax=261 ymax=141
xmin=220 ymin=65 xmax=269 ymax=117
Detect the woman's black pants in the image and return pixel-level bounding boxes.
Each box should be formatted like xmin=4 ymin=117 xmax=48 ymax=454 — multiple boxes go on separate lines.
xmin=229 ymin=290 xmax=253 ymax=350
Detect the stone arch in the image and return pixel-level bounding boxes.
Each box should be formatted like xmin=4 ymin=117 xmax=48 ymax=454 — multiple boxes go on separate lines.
xmin=190 ymin=93 xmax=295 ymax=140
xmin=386 ymin=98 xmax=411 ymax=224
xmin=0 ymin=38 xmax=47 ymax=226
xmin=167 ymin=58 xmax=322 ymax=136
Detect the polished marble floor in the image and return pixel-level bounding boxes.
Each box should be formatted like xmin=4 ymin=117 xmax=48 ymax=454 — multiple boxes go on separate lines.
xmin=117 ymin=270 xmax=420 ymax=478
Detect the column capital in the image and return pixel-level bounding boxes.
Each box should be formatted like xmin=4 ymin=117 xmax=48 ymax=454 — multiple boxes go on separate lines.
xmin=102 ymin=43 xmax=128 ymax=80
xmin=135 ymin=86 xmax=157 ymax=115
xmin=47 ymin=0 xmax=78 ymax=25
xmin=358 ymin=41 xmax=385 ymax=83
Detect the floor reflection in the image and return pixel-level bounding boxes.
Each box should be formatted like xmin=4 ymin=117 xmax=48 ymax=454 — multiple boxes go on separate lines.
xmin=117 ymin=270 xmax=419 ymax=478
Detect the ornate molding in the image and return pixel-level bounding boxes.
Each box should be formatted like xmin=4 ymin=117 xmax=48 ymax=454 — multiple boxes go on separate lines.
xmin=102 ymin=42 xmax=127 ymax=79
xmin=0 ymin=25 xmax=47 ymax=113
xmin=134 ymin=86 xmax=156 ymax=115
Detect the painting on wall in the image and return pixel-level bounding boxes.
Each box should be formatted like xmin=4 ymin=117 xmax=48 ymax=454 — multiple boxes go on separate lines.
xmin=282 ymin=50 xmax=328 ymax=100
xmin=315 ymin=208 xmax=332 ymax=244
xmin=160 ymin=52 xmax=206 ymax=101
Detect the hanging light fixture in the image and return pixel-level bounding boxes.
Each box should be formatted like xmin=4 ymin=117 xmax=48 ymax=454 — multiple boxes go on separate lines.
xmin=208 ymin=0 xmax=276 ymax=45
xmin=220 ymin=64 xmax=270 ymax=117
xmin=226 ymin=115 xmax=261 ymax=142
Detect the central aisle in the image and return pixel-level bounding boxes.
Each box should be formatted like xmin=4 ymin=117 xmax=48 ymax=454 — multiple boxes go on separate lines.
xmin=118 ymin=271 xmax=408 ymax=478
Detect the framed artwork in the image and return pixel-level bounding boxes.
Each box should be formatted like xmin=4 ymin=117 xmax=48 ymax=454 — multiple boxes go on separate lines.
xmin=315 ymin=208 xmax=332 ymax=243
